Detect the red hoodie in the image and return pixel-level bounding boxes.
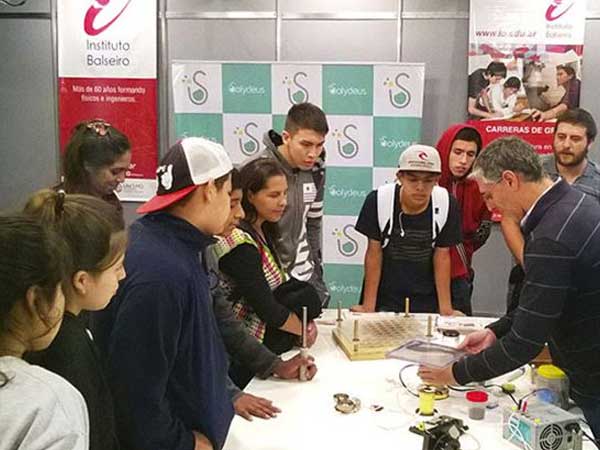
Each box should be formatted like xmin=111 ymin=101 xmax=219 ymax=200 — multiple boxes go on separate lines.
xmin=436 ymin=124 xmax=491 ymax=279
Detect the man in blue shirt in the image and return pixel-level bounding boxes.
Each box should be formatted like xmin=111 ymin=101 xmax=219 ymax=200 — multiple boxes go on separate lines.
xmin=419 ymin=137 xmax=600 ymax=440
xmin=503 ymin=109 xmax=600 ymax=308
xmin=94 ymin=138 xmax=235 ymax=450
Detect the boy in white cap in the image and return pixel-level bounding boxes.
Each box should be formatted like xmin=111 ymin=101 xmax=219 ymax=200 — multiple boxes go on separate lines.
xmin=93 ymin=138 xmax=235 ymax=450
xmin=351 ymin=145 xmax=463 ymax=315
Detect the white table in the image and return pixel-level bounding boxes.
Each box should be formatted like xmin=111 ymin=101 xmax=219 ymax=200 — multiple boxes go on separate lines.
xmin=223 ymin=310 xmax=594 ymax=450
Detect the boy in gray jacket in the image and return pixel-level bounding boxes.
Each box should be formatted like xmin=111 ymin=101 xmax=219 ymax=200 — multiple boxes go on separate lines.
xmin=255 ymin=103 xmax=330 ymax=305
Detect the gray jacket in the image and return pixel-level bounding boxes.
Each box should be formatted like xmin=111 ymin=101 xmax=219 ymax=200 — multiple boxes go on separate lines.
xmin=255 ymin=130 xmax=329 ymax=305
xmin=204 ymin=248 xmax=280 ymax=400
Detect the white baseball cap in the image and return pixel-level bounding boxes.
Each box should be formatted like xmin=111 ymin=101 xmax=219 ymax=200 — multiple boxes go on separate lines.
xmin=138 ymin=137 xmax=233 ymax=214
xmin=398 ymin=144 xmax=442 ymax=173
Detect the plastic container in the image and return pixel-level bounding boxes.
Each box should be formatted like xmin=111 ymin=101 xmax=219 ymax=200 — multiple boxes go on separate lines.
xmin=535 ymin=364 xmax=569 ymax=410
xmin=466 ymin=391 xmax=488 ymax=420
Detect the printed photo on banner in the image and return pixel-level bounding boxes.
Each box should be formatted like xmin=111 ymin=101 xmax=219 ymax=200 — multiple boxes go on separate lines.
xmin=467 ymin=0 xmax=586 ymax=155
xmin=467 ymin=43 xmax=582 ymax=122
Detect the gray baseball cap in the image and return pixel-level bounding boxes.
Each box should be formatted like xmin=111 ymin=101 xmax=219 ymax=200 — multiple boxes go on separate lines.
xmin=398 ymin=144 xmax=442 ymax=173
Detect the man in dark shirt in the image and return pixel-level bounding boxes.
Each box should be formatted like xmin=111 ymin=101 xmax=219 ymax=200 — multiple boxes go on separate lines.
xmin=502 ymin=109 xmax=600 ymax=309
xmin=467 ymin=61 xmax=507 ymax=119
xmin=94 ymin=138 xmax=235 ymax=450
xmin=351 ymin=145 xmax=462 ymax=315
xmin=418 ymin=136 xmax=600 ymax=440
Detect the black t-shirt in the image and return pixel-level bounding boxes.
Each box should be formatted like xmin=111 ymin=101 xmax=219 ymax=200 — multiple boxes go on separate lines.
xmin=25 ymin=312 xmax=119 ymax=450
xmin=468 ymin=68 xmax=489 ymax=99
xmin=355 ymin=184 xmax=462 ymax=311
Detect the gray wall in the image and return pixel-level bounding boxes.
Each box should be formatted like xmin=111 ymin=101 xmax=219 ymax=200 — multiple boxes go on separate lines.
xmin=2 ymin=0 xmax=600 ymax=315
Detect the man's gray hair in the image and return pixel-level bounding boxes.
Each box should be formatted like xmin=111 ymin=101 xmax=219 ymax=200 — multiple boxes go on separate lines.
xmin=470 ymin=136 xmax=544 ymax=183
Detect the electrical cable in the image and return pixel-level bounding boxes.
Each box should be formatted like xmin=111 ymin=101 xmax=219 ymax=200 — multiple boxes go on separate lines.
xmin=516 ymin=388 xmax=548 ymax=410
xmin=461 ymin=432 xmax=481 ymax=450
xmin=485 ymin=383 xmax=519 ymax=407
xmin=506 ymin=411 xmax=534 ymax=450
xmin=398 ymin=364 xmax=419 ymax=397
xmin=448 ymin=385 xmax=473 ymax=392
xmin=582 ymin=430 xmax=600 ymax=449
xmin=577 ymin=419 xmax=600 ymax=450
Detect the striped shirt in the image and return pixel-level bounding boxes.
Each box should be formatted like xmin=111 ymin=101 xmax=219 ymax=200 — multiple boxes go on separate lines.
xmin=453 ymin=180 xmax=600 ymax=399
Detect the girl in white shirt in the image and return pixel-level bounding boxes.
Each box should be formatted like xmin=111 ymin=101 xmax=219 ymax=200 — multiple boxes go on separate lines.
xmin=0 ymin=214 xmax=89 ymax=450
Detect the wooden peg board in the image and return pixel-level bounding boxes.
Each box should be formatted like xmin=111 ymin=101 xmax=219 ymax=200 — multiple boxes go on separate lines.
xmin=332 ymin=314 xmax=428 ymax=361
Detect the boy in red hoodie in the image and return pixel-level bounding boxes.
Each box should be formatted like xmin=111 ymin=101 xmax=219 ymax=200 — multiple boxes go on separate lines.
xmin=436 ymin=125 xmax=491 ymax=315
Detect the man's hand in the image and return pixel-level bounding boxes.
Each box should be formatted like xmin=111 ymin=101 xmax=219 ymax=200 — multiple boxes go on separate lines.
xmin=272 ymin=353 xmax=317 ymax=380
xmin=500 ymin=203 xmax=525 ymax=224
xmin=193 ymin=431 xmax=213 ymax=450
xmin=234 ymin=393 xmax=281 ymax=421
xmin=350 ymin=304 xmax=374 ymax=313
xmin=458 ymin=328 xmax=497 ymax=354
xmin=306 ymin=321 xmax=318 ymax=348
xmin=417 ymin=364 xmax=457 ymax=386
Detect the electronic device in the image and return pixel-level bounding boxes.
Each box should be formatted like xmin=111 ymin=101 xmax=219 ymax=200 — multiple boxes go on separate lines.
xmin=435 ymin=316 xmax=495 ymax=334
xmin=409 ymin=415 xmax=468 ymax=450
xmin=502 ymin=403 xmax=583 ymax=450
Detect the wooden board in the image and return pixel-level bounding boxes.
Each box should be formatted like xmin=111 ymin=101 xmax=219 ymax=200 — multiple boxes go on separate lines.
xmin=332 ymin=315 xmax=427 ymax=361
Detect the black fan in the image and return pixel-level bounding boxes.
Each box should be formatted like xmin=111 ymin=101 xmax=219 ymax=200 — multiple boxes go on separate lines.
xmin=539 ymin=424 xmax=564 ymax=450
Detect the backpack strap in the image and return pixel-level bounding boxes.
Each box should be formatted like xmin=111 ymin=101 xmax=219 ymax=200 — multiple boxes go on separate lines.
xmin=431 ymin=185 xmax=450 ymax=245
xmin=376 ymin=182 xmax=397 ymax=249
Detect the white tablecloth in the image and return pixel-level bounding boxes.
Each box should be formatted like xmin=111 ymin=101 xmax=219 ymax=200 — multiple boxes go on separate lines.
xmin=223 ymin=310 xmax=594 ymax=450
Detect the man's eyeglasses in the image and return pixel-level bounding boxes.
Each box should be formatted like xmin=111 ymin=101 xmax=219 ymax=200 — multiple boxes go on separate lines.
xmin=481 ymin=179 xmax=502 ymax=202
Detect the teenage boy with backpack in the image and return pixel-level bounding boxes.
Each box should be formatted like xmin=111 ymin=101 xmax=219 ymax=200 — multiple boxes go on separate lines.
xmin=351 ymin=145 xmax=463 ymax=315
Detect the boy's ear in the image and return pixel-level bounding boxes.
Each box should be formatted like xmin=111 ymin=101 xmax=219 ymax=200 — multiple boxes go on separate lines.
xmin=204 ymin=179 xmax=217 ymax=202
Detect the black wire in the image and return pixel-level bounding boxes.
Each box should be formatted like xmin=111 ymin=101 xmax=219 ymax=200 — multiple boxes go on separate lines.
xmin=515 ymin=388 xmax=544 ymax=410
xmin=399 ymin=364 xmax=419 ymax=397
xmin=399 ymin=365 xmax=518 ymax=408
xmin=485 ymin=383 xmax=520 ymax=407
xmin=582 ymin=430 xmax=600 ymax=449
xmin=577 ymin=419 xmax=600 ymax=449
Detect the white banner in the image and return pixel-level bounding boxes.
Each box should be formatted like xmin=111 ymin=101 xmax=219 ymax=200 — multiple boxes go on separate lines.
xmin=469 ymin=0 xmax=587 ymax=46
xmin=58 ymin=0 xmax=157 ymax=79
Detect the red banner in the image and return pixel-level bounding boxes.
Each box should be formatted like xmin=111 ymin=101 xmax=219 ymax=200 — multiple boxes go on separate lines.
xmin=58 ymin=0 xmax=158 ymax=201
xmin=467 ymin=120 xmax=555 ymax=155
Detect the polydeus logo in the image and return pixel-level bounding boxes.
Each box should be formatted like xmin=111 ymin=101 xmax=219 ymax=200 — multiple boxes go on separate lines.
xmin=383 ymin=73 xmax=411 ymax=109
xmin=234 ymin=122 xmax=260 ymax=156
xmin=332 ymin=225 xmax=359 ymax=257
xmin=545 ymin=0 xmax=574 ymax=22
xmin=84 ymin=0 xmax=132 ymax=36
xmin=333 ymin=124 xmax=359 ymax=159
xmin=183 ymin=70 xmax=209 ymax=106
xmin=283 ymin=72 xmax=309 ymax=104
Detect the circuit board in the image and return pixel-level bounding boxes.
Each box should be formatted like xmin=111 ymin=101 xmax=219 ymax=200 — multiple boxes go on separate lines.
xmin=332 ymin=313 xmax=429 ymax=361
